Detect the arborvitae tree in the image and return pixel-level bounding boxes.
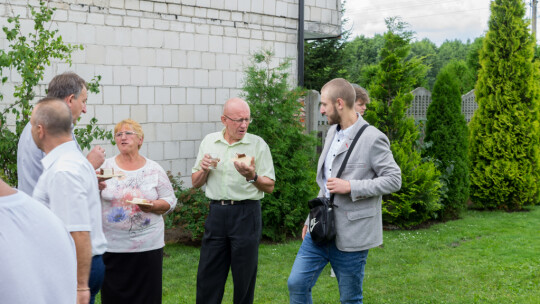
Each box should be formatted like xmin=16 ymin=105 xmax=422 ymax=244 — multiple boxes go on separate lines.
xmin=442 ymin=60 xmax=475 ymax=94
xmin=469 ymin=0 xmax=540 ymax=210
xmin=364 ymin=17 xmax=443 ymax=227
xmin=242 ymin=50 xmax=319 ymax=241
xmin=423 ymin=67 xmax=469 ymax=219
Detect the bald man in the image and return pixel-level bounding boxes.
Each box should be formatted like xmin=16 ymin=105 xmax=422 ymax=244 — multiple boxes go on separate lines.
xmin=192 ymin=98 xmax=276 ymax=304
xmin=30 ymin=97 xmax=107 ymax=304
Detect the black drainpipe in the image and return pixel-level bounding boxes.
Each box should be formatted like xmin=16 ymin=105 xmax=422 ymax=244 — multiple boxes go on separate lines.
xmin=297 ymin=0 xmax=304 ymax=87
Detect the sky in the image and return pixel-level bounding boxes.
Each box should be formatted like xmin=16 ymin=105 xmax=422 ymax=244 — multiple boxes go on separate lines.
xmin=343 ymin=0 xmax=538 ymax=46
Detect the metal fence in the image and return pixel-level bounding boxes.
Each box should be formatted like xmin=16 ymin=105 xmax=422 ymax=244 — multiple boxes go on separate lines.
xmin=304 ymin=88 xmax=478 ymax=148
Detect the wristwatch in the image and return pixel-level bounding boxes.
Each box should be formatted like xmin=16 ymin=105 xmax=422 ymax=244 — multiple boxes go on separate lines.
xmin=247 ymin=173 xmax=258 ymax=183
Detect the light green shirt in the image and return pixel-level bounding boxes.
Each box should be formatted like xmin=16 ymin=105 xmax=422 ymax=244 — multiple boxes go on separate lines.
xmin=192 ymin=129 xmax=276 ymax=200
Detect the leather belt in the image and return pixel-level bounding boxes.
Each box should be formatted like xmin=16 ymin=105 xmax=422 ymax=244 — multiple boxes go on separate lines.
xmin=210 ymin=199 xmax=258 ymax=205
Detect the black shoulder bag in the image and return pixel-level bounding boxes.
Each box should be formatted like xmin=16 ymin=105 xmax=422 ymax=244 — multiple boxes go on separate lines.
xmin=308 ymin=124 xmax=369 ymax=246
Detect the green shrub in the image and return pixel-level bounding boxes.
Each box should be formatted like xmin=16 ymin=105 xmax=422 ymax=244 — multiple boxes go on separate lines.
xmin=382 ymin=123 xmax=443 ymax=227
xmin=166 ymin=173 xmax=209 ymax=241
xmin=364 ymin=18 xmax=442 ymax=228
xmin=0 ymin=1 xmax=111 ymax=186
xmin=242 ymin=50 xmax=319 ymax=241
xmin=0 ymin=1 xmax=79 ymax=185
xmin=469 ymin=0 xmax=540 ymax=210
xmin=423 ymin=66 xmax=469 ymax=219
xmin=440 ymin=60 xmax=475 ymax=95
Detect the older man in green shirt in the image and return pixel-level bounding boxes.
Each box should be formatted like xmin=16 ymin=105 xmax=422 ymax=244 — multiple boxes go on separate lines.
xmin=192 ymin=97 xmax=275 ymax=304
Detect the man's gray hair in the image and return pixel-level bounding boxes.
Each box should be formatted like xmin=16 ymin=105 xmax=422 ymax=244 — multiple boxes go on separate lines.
xmin=33 ymin=97 xmax=72 ymax=137
xmin=47 ymin=72 xmax=87 ymax=100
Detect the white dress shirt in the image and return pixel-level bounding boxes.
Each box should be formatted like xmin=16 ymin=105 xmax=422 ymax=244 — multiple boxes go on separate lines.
xmin=323 ymin=124 xmax=354 ymax=198
xmin=33 ymin=141 xmax=107 ymax=256
xmin=17 ymin=122 xmax=81 ymax=195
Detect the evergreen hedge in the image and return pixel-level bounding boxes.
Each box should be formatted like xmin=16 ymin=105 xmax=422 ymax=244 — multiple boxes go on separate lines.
xmin=423 ymin=66 xmax=469 ymax=219
xmin=364 ymin=18 xmax=443 ymax=227
xmin=469 ymin=0 xmax=540 ymax=209
xmin=242 ymin=50 xmax=319 ymax=241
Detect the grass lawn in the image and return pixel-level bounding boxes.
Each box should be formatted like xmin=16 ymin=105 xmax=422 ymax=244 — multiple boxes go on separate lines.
xmin=98 ymin=206 xmax=540 ymax=303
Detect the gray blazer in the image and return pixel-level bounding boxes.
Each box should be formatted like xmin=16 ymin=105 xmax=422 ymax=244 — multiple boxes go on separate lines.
xmin=317 ymin=116 xmax=401 ymax=252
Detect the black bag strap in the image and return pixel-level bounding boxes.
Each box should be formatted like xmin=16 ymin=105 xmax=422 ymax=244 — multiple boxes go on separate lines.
xmin=330 ymin=123 xmax=369 ymax=205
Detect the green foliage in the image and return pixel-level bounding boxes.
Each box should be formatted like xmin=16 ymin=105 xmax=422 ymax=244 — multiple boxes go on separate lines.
xmin=441 ymin=60 xmax=475 ymax=94
xmin=423 ymin=67 xmax=470 ymax=219
xmin=409 ymin=38 xmax=438 ymax=89
xmin=242 ymin=50 xmax=319 ymax=241
xmin=364 ymin=17 xmax=442 ymax=227
xmin=0 ymin=1 xmax=79 ymax=185
xmin=343 ymin=34 xmax=385 ymax=87
xmin=304 ymin=36 xmax=348 ymax=90
xmin=366 ymin=18 xmax=429 ymax=108
xmin=383 ymin=133 xmax=443 ymax=227
xmin=466 ymin=36 xmax=484 ymax=81
xmin=165 ymin=173 xmax=209 ymax=241
xmin=469 ymin=0 xmax=540 ymax=210
xmin=0 ymin=1 xmax=111 ymax=186
xmin=437 ymin=39 xmax=470 ymax=72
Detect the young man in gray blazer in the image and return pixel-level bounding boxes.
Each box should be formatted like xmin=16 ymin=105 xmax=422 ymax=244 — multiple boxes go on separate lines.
xmin=287 ymin=78 xmax=402 ymax=303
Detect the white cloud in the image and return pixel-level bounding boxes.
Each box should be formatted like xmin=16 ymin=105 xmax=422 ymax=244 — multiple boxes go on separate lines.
xmin=343 ymin=0 xmax=536 ymax=46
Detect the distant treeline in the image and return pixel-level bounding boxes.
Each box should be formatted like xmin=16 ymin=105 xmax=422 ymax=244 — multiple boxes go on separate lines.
xmin=304 ymin=33 xmax=540 ymax=93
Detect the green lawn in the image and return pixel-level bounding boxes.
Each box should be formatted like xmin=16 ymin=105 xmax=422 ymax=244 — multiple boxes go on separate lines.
xmin=100 ymin=206 xmax=540 ymax=303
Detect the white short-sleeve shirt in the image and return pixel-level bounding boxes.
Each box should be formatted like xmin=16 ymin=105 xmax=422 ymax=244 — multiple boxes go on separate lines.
xmin=0 ymin=189 xmax=77 ymax=303
xmin=33 ymin=141 xmax=107 ymax=256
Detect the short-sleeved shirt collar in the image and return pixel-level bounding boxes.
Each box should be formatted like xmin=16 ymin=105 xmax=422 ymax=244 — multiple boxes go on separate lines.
xmin=215 ymin=128 xmax=253 ymax=146
xmin=41 ymin=141 xmax=78 ymax=170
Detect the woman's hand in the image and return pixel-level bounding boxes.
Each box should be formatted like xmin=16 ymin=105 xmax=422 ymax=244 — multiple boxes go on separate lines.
xmin=137 ymin=202 xmax=154 ymax=213
xmin=138 ymin=199 xmax=170 ymax=215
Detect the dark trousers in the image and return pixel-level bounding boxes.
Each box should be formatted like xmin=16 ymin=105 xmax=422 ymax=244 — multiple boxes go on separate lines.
xmin=196 ymin=201 xmax=262 ymax=304
xmin=101 ymin=248 xmax=164 ymax=304
xmin=89 ymin=255 xmax=105 ymax=304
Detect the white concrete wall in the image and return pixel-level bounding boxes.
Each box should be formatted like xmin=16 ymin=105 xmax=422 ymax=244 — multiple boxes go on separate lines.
xmin=0 ymin=0 xmax=340 ymax=185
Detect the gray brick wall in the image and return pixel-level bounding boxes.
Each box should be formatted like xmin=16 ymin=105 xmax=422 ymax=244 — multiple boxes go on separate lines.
xmin=0 ymin=0 xmax=340 ymax=185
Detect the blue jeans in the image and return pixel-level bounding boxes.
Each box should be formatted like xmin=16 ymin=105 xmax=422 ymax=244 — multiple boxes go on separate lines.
xmin=287 ymin=233 xmax=369 ymax=304
xmin=89 ymin=255 xmax=105 ymax=304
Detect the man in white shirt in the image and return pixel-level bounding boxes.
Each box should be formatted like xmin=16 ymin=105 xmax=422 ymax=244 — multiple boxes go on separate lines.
xmin=17 ymin=72 xmax=106 ymax=195
xmin=0 ymin=176 xmax=77 ymax=304
xmin=31 ymin=97 xmax=107 ymax=304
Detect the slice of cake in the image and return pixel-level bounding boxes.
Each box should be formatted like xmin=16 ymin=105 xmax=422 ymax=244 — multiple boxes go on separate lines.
xmin=127 ymin=198 xmax=151 ymax=205
xmin=132 ymin=198 xmax=147 ymax=204
xmin=232 ymin=153 xmax=252 ymax=166
xmin=100 ymin=168 xmax=114 ymax=176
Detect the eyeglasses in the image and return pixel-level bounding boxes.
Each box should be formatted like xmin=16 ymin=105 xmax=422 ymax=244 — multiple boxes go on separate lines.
xmin=115 ymin=131 xmax=137 ymax=137
xmin=224 ymin=115 xmax=252 ymax=124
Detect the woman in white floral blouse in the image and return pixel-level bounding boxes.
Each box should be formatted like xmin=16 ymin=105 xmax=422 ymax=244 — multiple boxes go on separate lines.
xmin=99 ymin=119 xmax=177 ymax=304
